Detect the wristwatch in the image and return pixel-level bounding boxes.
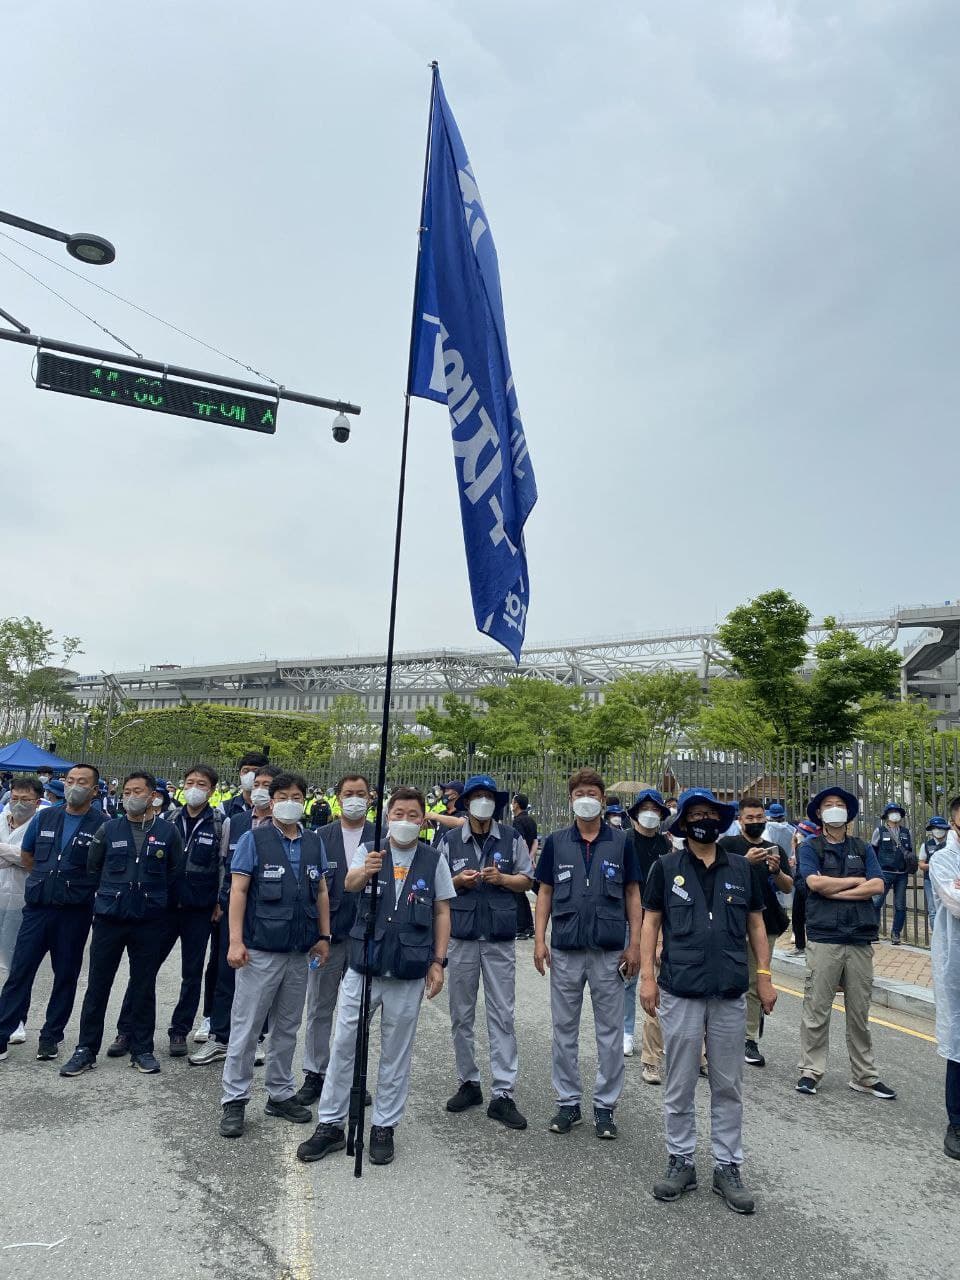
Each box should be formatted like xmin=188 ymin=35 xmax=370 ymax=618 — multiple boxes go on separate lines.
xmin=317 ymin=934 xmax=332 ymax=943
xmin=429 ymin=955 xmax=448 ymax=968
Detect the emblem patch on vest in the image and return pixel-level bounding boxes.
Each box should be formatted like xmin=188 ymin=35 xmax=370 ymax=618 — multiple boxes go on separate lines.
xmin=671 ymin=883 xmax=691 ymax=902
xmin=307 ymin=866 xmax=320 ymax=880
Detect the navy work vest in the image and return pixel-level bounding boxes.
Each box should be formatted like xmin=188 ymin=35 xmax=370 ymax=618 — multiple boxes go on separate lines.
xmin=242 ymin=825 xmax=324 ymax=953
xmin=173 ymin=806 xmax=222 ymax=909
xmin=923 ymin=835 xmax=946 ymax=880
xmin=220 ymin=811 xmax=254 ymax=909
xmin=23 ymin=805 xmax=105 ymax=909
xmin=548 ymin=824 xmax=630 ymax=952
xmin=446 ymin=822 xmax=522 ymax=941
xmin=94 ymin=815 xmax=178 ymax=921
xmin=349 ymin=842 xmax=439 ymax=979
xmin=658 ymin=848 xmax=752 ymax=999
xmin=875 ymin=826 xmax=908 ymax=872
xmin=804 ymin=837 xmax=879 ymax=944
xmin=317 ymin=819 xmax=373 ymax=942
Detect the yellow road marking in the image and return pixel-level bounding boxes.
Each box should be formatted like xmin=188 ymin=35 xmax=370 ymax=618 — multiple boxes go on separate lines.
xmin=773 ymin=981 xmax=937 ymax=1043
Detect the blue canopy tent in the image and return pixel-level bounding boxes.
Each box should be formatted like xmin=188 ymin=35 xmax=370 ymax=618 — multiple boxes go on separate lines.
xmin=0 ymin=738 xmax=75 ymax=772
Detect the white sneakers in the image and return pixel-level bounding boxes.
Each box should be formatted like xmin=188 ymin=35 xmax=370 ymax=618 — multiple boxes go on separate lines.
xmin=193 ymin=1017 xmax=211 ymax=1044
xmin=623 ymin=1033 xmax=635 ymax=1057
xmin=9 ymin=1022 xmax=26 ymax=1045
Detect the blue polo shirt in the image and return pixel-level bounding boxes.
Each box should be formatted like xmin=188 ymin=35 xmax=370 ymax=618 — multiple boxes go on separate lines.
xmin=536 ymin=822 xmax=642 ymax=885
xmin=231 ymin=823 xmax=325 ymax=880
xmin=21 ymin=809 xmax=86 ymax=854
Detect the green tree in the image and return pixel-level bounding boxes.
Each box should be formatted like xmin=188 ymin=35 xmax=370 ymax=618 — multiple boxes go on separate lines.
xmin=418 ymin=694 xmax=487 ymax=756
xmin=582 ymin=671 xmax=702 ymax=775
xmin=716 ymin=590 xmax=810 ymax=742
xmin=857 ymin=694 xmax=936 ymax=744
xmin=805 ymin=628 xmax=902 ymax=743
xmin=693 ymin=679 xmax=778 ymax=754
xmin=479 ymin=678 xmax=589 ymax=757
xmin=325 ymin=695 xmax=371 ymax=755
xmin=0 ymin=616 xmax=82 ymax=742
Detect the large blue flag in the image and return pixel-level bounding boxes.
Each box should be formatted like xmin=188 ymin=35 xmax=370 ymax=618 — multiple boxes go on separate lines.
xmin=409 ymin=69 xmax=537 ymax=662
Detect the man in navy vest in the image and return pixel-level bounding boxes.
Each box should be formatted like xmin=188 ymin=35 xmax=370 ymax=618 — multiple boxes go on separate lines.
xmin=640 ymin=788 xmax=773 ymax=1214
xmin=920 ymin=816 xmax=949 ymax=934
xmin=60 ymin=771 xmax=185 ymax=1078
xmin=218 ymin=772 xmax=331 ymax=1138
xmin=0 ymin=763 xmax=105 ymax=1062
xmin=871 ymin=801 xmax=913 ymax=944
xmin=297 ymin=785 xmax=454 ymax=1168
xmin=796 ymin=787 xmax=894 ymax=1100
xmin=292 ymin=772 xmax=376 ymax=1106
xmin=441 ymin=774 xmax=533 ymax=1130
xmin=534 ymin=768 xmax=642 ymax=1141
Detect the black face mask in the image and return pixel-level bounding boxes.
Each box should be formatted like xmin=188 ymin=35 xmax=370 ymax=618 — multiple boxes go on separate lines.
xmin=686 ymin=817 xmax=723 ymax=845
xmin=743 ymin=821 xmax=766 ymax=840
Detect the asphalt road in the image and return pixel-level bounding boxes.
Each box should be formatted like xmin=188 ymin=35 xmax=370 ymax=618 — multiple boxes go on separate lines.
xmin=0 ymin=942 xmax=956 ymax=1280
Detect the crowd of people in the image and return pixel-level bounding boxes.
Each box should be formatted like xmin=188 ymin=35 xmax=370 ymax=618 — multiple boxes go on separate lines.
xmin=0 ymin=751 xmax=958 ymax=1215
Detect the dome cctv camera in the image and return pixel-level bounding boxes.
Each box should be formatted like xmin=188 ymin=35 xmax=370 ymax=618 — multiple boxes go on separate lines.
xmin=331 ymin=413 xmax=351 ymax=444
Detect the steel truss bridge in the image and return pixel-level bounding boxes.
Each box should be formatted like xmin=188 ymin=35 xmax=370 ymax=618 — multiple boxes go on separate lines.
xmin=68 ymin=604 xmax=960 ymax=723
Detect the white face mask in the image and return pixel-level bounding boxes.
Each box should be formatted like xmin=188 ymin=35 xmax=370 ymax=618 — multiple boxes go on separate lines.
xmin=572 ymin=796 xmax=603 ymax=821
xmin=469 ymin=796 xmax=496 ymax=820
xmin=152 ymin=796 xmax=163 ymax=809
xmin=183 ymin=786 xmax=209 ymax=808
xmin=250 ymin=787 xmax=271 ymax=809
xmin=388 ymin=819 xmax=421 ymax=847
xmin=273 ymin=800 xmax=305 ymax=823
xmin=341 ymin=796 xmax=369 ymax=820
xmin=636 ymin=810 xmax=661 ymax=830
xmin=886 ymin=813 xmax=902 ymax=824
xmin=240 ymin=771 xmax=257 ymax=791
xmin=821 ymin=805 xmax=848 ymax=826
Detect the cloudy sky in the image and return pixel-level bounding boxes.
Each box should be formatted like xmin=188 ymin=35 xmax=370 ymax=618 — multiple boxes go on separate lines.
xmin=2 ymin=1 xmax=957 ymax=674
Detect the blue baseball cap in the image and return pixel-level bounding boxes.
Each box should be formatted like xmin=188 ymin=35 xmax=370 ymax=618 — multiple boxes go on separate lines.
xmin=44 ymin=779 xmax=65 ymax=799
xmin=766 ymin=802 xmax=786 ymax=819
xmin=673 ymin=788 xmax=737 ymax=835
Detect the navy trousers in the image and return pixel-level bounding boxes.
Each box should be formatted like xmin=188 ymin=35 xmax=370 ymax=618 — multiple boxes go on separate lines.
xmin=0 ymin=905 xmax=92 ymax=1044
xmin=117 ymin=908 xmax=213 ymax=1039
xmin=77 ymin=916 xmax=169 ymax=1057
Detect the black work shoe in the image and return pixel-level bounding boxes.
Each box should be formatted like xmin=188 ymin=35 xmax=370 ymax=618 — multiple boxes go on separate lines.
xmin=712 ymin=1163 xmax=755 ymax=1214
xmin=945 ymin=1125 xmax=960 ymax=1160
xmin=594 ymin=1107 xmax=617 ymax=1139
xmin=0 ymin=1041 xmax=8 ymax=1062
xmin=36 ymin=1038 xmax=59 ymax=1061
xmin=849 ymin=1079 xmax=897 ymax=1100
xmin=219 ymin=1100 xmax=247 ymax=1138
xmin=744 ymin=1039 xmax=766 ymax=1067
xmin=891 ymin=934 xmax=901 ymax=946
xmin=795 ymin=1076 xmax=818 ymax=1095
xmin=131 ymin=1051 xmax=161 ymax=1074
xmin=265 ymin=1096 xmax=314 ymax=1123
xmin=60 ymin=1047 xmax=96 ymax=1077
xmin=293 ymin=1070 xmax=325 ymax=1106
xmin=168 ymin=1034 xmax=188 ymax=1058
xmin=487 ymin=1096 xmax=527 ymax=1130
xmin=446 ymin=1079 xmax=483 ymax=1112
xmin=106 ymin=1034 xmax=130 ymax=1059
xmin=369 ymin=1124 xmax=395 ymax=1165
xmin=548 ymin=1104 xmax=582 ymax=1134
xmin=296 ymin=1122 xmax=346 ymax=1162
xmin=652 ymin=1155 xmax=698 ymax=1201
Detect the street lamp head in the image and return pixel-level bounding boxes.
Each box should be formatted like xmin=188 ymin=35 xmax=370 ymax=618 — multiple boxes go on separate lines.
xmin=66 ymin=232 xmax=116 ymax=266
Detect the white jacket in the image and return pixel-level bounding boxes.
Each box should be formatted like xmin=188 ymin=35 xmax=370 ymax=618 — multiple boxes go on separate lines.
xmin=0 ymin=810 xmax=31 ymax=913
xmin=931 ymin=829 xmax=960 ymax=1062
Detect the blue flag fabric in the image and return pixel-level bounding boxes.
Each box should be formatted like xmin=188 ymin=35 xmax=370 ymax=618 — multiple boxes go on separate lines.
xmin=409 ymin=70 xmax=537 ymax=662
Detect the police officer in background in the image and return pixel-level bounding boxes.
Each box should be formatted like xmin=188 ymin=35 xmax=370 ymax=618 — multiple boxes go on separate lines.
xmin=534 ymin=768 xmax=642 ymax=1141
xmin=0 ymin=763 xmax=105 ymax=1062
xmin=292 ymin=772 xmax=375 ymax=1106
xmin=441 ymin=774 xmax=533 ymax=1130
xmin=431 ymin=780 xmax=466 ymax=844
xmin=61 ymin=772 xmax=185 ymax=1077
xmin=641 ymin=788 xmax=775 ymax=1214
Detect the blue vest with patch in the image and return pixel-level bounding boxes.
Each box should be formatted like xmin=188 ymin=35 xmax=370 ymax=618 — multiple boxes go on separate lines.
xmin=220 ymin=811 xmax=253 ymax=910
xmin=243 ymin=825 xmax=324 ymax=953
xmin=317 ymin=819 xmax=374 ymax=942
xmin=175 ymin=806 xmax=222 ymax=909
xmin=349 ymin=842 xmax=439 ymax=979
xmin=548 ymin=824 xmax=630 ymax=952
xmin=658 ymin=848 xmax=752 ymax=999
xmin=94 ymin=816 xmax=177 ymax=921
xmin=804 ymin=837 xmax=879 ymax=944
xmin=23 ymin=806 xmax=105 ymax=909
xmin=446 ymin=823 xmax=521 ymax=941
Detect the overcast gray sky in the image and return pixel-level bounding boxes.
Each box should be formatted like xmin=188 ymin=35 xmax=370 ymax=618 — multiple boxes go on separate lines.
xmin=2 ymin=1 xmax=957 ymax=674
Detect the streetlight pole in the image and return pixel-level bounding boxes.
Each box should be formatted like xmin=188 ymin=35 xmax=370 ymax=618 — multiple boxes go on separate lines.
xmin=0 ymin=208 xmax=116 ymax=265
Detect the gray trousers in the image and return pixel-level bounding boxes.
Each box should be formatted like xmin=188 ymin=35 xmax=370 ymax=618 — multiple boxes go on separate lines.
xmin=549 ymin=947 xmax=624 ymax=1110
xmin=303 ymin=940 xmax=350 ymax=1075
xmin=220 ymin=950 xmax=308 ymax=1105
xmin=316 ymin=968 xmax=424 ymax=1130
xmin=659 ymin=991 xmax=747 ymax=1166
xmin=448 ymin=936 xmax=518 ymax=1097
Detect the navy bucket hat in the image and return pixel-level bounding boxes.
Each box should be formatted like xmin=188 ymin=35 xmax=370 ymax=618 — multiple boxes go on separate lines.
xmin=806 ymin=786 xmax=859 ymax=824
xmin=628 ymin=788 xmax=671 ymax=821
xmin=673 ymin=787 xmax=737 ymax=835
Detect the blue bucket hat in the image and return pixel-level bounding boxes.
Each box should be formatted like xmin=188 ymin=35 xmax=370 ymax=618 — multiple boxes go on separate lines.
xmin=461 ymin=774 xmax=509 ymax=815
xmin=766 ymin=802 xmax=786 ymax=819
xmin=628 ymin=787 xmax=671 ymax=821
xmin=927 ymin=815 xmax=949 ymax=831
xmin=673 ymin=787 xmax=737 ymax=835
xmin=806 ymin=786 xmax=859 ymax=824
xmin=44 ymin=778 xmax=65 ymax=799
xmin=881 ymin=801 xmax=906 ymax=820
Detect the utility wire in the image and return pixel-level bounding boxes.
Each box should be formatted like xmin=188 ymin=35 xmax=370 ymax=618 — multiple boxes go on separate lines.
xmin=0 ymin=229 xmax=280 ymax=386
xmin=0 ymin=247 xmax=142 ymax=357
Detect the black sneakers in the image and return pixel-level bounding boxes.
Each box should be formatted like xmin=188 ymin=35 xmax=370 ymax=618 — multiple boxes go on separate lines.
xmin=548 ymin=1104 xmax=582 ymax=1134
xmin=712 ymin=1163 xmax=755 ymax=1214
xmin=0 ymin=1041 xmax=7 ymax=1062
xmin=849 ymin=1079 xmax=897 ymax=1100
xmin=446 ymin=1080 xmax=484 ymax=1112
xmin=795 ymin=1076 xmax=818 ymax=1095
xmin=594 ymin=1108 xmax=617 ymax=1140
xmin=297 ymin=1123 xmax=346 ymax=1162
xmin=131 ymin=1052 xmax=161 ymax=1074
xmin=369 ymin=1125 xmax=395 ymax=1165
xmin=945 ymin=1125 xmax=960 ymax=1161
xmin=106 ymin=1034 xmax=130 ymax=1059
xmin=652 ymin=1156 xmax=698 ymax=1201
xmin=265 ymin=1096 xmax=314 ymax=1123
xmin=219 ymin=1101 xmax=247 ymax=1138
xmin=293 ymin=1070 xmax=325 ymax=1106
xmin=60 ymin=1047 xmax=96 ymax=1077
xmin=487 ymin=1096 xmax=527 ymax=1130
xmin=36 ymin=1038 xmax=59 ymax=1061
xmin=744 ymin=1040 xmax=766 ymax=1067
xmin=168 ymin=1035 xmax=188 ymax=1058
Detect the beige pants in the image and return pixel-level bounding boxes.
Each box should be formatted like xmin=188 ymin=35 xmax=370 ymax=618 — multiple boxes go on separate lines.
xmin=798 ymin=940 xmax=878 ymax=1085
xmin=746 ymin=929 xmax=779 ymax=1041
xmin=641 ymin=1008 xmax=664 ymax=1066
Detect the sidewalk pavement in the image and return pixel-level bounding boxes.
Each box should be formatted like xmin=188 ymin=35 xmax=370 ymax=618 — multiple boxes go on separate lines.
xmin=773 ymin=935 xmax=934 ymax=1020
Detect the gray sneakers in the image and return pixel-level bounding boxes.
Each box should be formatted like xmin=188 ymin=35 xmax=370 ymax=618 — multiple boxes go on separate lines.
xmin=189 ymin=1039 xmax=228 ymax=1066
xmin=652 ymin=1155 xmax=698 ymax=1201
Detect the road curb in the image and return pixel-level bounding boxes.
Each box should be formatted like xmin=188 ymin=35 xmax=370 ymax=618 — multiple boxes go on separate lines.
xmin=772 ymin=947 xmax=936 ymax=1021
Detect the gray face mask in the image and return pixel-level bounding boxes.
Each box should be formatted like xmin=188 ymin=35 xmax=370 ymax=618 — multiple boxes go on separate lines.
xmin=8 ymin=799 xmax=35 ymax=822
xmin=64 ymin=784 xmax=92 ymax=807
xmin=123 ymin=793 xmax=151 ymax=817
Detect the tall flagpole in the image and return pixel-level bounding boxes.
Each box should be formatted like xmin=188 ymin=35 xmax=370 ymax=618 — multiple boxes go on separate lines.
xmin=348 ymin=59 xmax=440 ymax=1179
